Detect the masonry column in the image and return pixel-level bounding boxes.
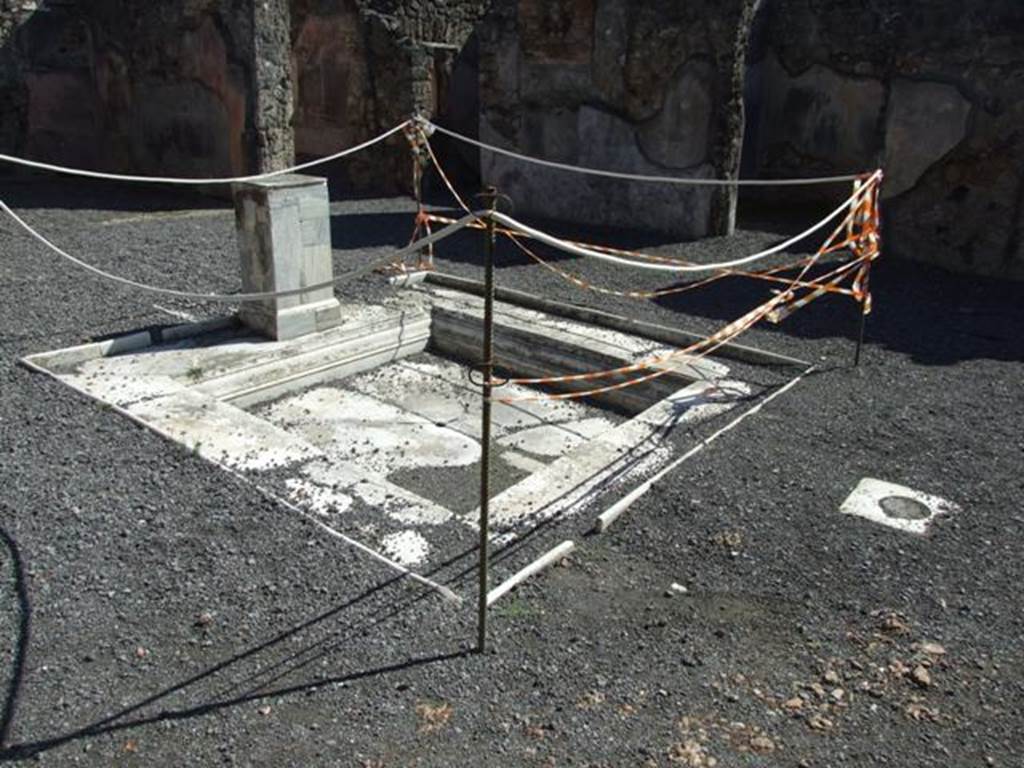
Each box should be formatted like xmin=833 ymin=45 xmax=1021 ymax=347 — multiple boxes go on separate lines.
xmin=250 ymin=0 xmax=295 ymax=172
xmin=233 ymin=175 xmax=342 ymax=340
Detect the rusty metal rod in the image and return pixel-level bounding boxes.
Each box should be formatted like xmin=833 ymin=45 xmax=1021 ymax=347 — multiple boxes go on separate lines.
xmin=477 ymin=187 xmax=499 ymax=653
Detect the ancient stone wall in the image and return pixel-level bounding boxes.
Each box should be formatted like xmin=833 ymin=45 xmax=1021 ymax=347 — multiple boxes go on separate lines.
xmin=357 ymin=0 xmax=489 ymax=44
xmin=289 ymin=0 xmax=489 ymax=193
xmin=290 ymin=1 xmax=411 ymax=192
xmin=476 ymin=0 xmax=757 ymax=239
xmin=0 ymin=0 xmax=293 ymax=177
xmin=0 ymin=0 xmax=487 ymax=189
xmin=748 ymin=0 xmax=1024 ymax=278
xmin=0 ymin=2 xmax=30 ymax=158
xmin=3 ymin=0 xmax=1020 ymax=278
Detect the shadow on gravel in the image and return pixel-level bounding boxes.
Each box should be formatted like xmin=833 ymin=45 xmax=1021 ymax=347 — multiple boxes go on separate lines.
xmin=651 ymin=258 xmax=1024 ymax=365
xmin=0 ymin=178 xmax=231 ymax=215
xmin=424 ymin=217 xmax=672 ymax=271
xmin=415 ymin=191 xmax=1023 ymax=367
xmin=0 ymin=572 xmax=465 ymax=762
xmin=0 ymin=313 xmax=172 ymax=351
xmin=0 ymin=524 xmax=31 ymax=750
xmin=330 ymin=210 xmax=420 ymax=253
xmin=6 ymin=178 xmax=1017 ymax=367
xmin=328 ymin=205 xmax=528 ymax=261
xmin=426 ymin=386 xmax=761 ymax=593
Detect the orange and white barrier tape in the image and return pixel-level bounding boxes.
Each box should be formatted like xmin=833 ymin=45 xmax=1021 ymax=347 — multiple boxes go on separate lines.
xmin=485 ymin=176 xmax=879 ymax=275
xmin=496 ymin=190 xmax=881 ymax=402
xmin=405 ymin=125 xmax=883 ymax=405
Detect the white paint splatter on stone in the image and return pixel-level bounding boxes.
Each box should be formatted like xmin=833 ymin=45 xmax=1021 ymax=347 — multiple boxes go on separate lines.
xmin=285 ymin=477 xmax=352 ymax=517
xmin=127 ymin=390 xmax=322 ymax=471
xmin=380 ymin=530 xmax=430 ymax=566
xmin=301 ymin=459 xmax=452 ymax=526
xmin=497 ymin=416 xmax=616 ymax=457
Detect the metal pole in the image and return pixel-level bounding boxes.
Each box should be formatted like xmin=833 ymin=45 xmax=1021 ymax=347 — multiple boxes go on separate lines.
xmin=413 ymin=149 xmax=435 ymax=269
xmin=853 ymin=302 xmax=866 ymax=367
xmin=407 ymin=121 xmax=434 ymax=270
xmin=852 ymin=178 xmax=875 ymax=368
xmin=477 ymin=186 xmax=498 ymax=653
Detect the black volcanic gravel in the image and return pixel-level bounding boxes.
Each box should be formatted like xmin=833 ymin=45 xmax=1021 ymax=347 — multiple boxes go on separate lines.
xmin=0 ymin=177 xmax=1022 ymax=766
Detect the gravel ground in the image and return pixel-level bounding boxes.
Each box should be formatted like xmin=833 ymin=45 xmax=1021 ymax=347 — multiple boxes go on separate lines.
xmin=0 ymin=177 xmax=1022 ymax=766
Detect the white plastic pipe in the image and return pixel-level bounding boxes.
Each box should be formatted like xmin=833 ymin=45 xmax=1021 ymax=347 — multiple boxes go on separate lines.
xmin=486 ymin=540 xmax=575 ymax=606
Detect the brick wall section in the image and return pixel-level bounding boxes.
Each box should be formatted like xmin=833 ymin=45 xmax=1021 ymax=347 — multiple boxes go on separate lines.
xmin=0 ymin=0 xmax=488 ymax=187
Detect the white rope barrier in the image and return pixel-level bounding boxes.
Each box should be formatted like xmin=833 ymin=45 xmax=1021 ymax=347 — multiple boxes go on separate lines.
xmin=0 ymin=122 xmax=411 ymax=185
xmin=487 ymin=171 xmax=881 ymax=275
xmin=419 ymin=118 xmax=873 ymax=187
xmin=0 ymin=198 xmax=481 ymax=301
xmin=3 ymin=158 xmax=875 ymax=297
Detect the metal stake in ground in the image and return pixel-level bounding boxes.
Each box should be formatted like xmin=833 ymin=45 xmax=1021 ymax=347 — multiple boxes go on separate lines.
xmin=853 ymin=301 xmax=867 ymax=367
xmin=477 ymin=186 xmax=499 ymax=653
xmin=852 ymin=182 xmax=876 ymax=368
xmin=849 ymin=177 xmax=871 ymax=368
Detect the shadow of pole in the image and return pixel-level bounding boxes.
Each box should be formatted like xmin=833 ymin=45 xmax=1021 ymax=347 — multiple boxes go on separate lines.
xmin=0 ymin=566 xmax=464 ymax=762
xmin=0 ymin=524 xmax=32 ymax=749
xmin=1 ymin=649 xmax=465 ymax=762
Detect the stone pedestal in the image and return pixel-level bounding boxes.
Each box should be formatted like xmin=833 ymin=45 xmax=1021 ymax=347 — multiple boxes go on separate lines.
xmin=233 ymin=174 xmax=342 ymax=340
